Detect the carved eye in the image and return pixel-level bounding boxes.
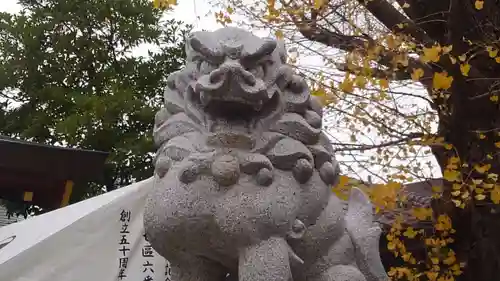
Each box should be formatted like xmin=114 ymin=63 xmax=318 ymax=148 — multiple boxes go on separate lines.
xmin=197 ymin=60 xmax=217 ymax=74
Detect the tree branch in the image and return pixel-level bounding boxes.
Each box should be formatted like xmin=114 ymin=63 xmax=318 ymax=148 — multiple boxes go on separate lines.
xmin=287 ymin=7 xmax=435 ymax=89
xmin=357 ymin=0 xmax=433 ymax=45
xmin=334 ymin=62 xmax=412 ymax=80
xmin=331 ymin=132 xmax=427 ymax=152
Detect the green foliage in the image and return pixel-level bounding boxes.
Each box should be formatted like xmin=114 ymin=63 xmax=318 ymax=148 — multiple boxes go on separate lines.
xmin=0 ymin=0 xmax=190 ymax=216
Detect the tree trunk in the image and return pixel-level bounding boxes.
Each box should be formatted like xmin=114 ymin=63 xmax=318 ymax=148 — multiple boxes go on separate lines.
xmin=432 ymin=77 xmax=500 ymax=281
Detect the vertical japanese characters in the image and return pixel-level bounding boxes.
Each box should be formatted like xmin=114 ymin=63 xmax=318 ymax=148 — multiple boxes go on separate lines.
xmin=164 ymin=262 xmax=172 ymax=281
xmin=142 ymin=232 xmax=155 ymax=281
xmin=118 ymin=209 xmax=132 ymax=280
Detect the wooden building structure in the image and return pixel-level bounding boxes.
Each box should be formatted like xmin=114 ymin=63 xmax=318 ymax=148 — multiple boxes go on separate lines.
xmin=0 ymin=136 xmax=109 ymax=213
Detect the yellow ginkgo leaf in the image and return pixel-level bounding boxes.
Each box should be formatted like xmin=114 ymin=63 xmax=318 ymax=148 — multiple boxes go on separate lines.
xmin=379 ymin=79 xmax=389 ymax=89
xmin=483 ymin=183 xmax=494 ymax=189
xmin=432 ymin=185 xmax=442 ymax=193
xmin=426 ymin=271 xmax=438 ymax=281
xmin=386 ymin=35 xmax=396 ymax=49
xmin=403 ymin=227 xmax=418 ymax=238
xmin=452 ymin=199 xmax=462 ymax=207
xmin=491 ymin=95 xmax=499 ymax=102
xmin=472 ymin=178 xmax=483 ymax=185
xmin=491 ymin=187 xmax=500 ymax=204
xmin=354 ymin=75 xmax=367 ymax=89
xmin=153 ymin=0 xmax=177 ymax=9
xmin=474 ymin=164 xmax=491 ymax=173
xmin=411 ymin=68 xmax=424 ymax=81
xmin=153 ymin=0 xmax=162 ymax=8
xmin=275 ymin=30 xmax=284 ymax=39
xmin=314 ymin=0 xmax=326 ymax=9
xmin=422 ymin=45 xmax=441 ymax=63
xmin=443 ymin=169 xmax=461 ymax=182
xmin=475 ymin=0 xmax=484 ymax=10
xmin=496 ymin=57 xmax=500 ymax=63
xmin=495 ymin=141 xmax=500 ymax=148
xmin=339 ymin=78 xmax=354 ymax=93
xmin=488 ymin=173 xmax=499 ymax=181
xmin=460 ymin=63 xmax=471 ymax=76
xmin=443 ymin=253 xmax=457 ymax=265
xmin=475 ymin=194 xmax=486 ymax=200
xmin=488 ymin=47 xmax=499 ymax=58
xmin=433 ymin=72 xmax=454 ymax=90
xmin=335 ymin=175 xmax=350 ymax=189
xmin=311 ymin=87 xmax=327 ymax=104
xmin=402 ymin=2 xmax=410 ymax=8
xmin=435 ymin=214 xmax=452 ymax=231
xmin=442 ymin=45 xmax=453 ymax=54
xmin=412 ymin=207 xmax=433 ymax=220
xmin=458 ymin=54 xmax=467 ymax=61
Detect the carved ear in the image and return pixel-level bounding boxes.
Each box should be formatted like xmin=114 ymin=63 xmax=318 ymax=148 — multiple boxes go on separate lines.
xmin=243 ymin=39 xmax=277 ymax=63
xmin=256 ymin=39 xmax=277 ymax=57
xmin=189 ymin=37 xmax=210 ymax=57
xmin=186 ymin=32 xmax=217 ymax=59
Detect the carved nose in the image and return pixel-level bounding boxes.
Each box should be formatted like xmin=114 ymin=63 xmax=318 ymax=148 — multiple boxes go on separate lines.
xmin=209 ymin=62 xmax=256 ymax=86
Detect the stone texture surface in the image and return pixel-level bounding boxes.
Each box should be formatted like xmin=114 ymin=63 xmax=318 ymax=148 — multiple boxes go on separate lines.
xmin=143 ymin=27 xmax=388 ymax=281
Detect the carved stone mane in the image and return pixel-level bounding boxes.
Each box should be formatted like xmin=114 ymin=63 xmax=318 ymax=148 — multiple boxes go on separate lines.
xmin=144 ymin=27 xmax=388 ymax=281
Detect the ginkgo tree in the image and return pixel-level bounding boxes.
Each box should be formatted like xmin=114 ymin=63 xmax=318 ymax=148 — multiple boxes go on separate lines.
xmin=153 ymin=1 xmax=499 ymax=281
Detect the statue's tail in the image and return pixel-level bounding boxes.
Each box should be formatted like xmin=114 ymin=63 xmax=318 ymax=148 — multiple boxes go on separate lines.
xmin=345 ymin=187 xmax=389 ymax=281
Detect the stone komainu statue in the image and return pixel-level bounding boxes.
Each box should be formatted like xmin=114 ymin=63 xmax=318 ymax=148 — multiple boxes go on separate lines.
xmin=143 ymin=27 xmax=389 ymax=281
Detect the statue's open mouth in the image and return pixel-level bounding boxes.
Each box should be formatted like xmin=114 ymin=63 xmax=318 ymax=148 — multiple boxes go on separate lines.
xmin=191 ymin=63 xmax=281 ymax=132
xmin=201 ymin=92 xmax=280 ymax=121
xmin=192 ymin=91 xmax=281 ymax=133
